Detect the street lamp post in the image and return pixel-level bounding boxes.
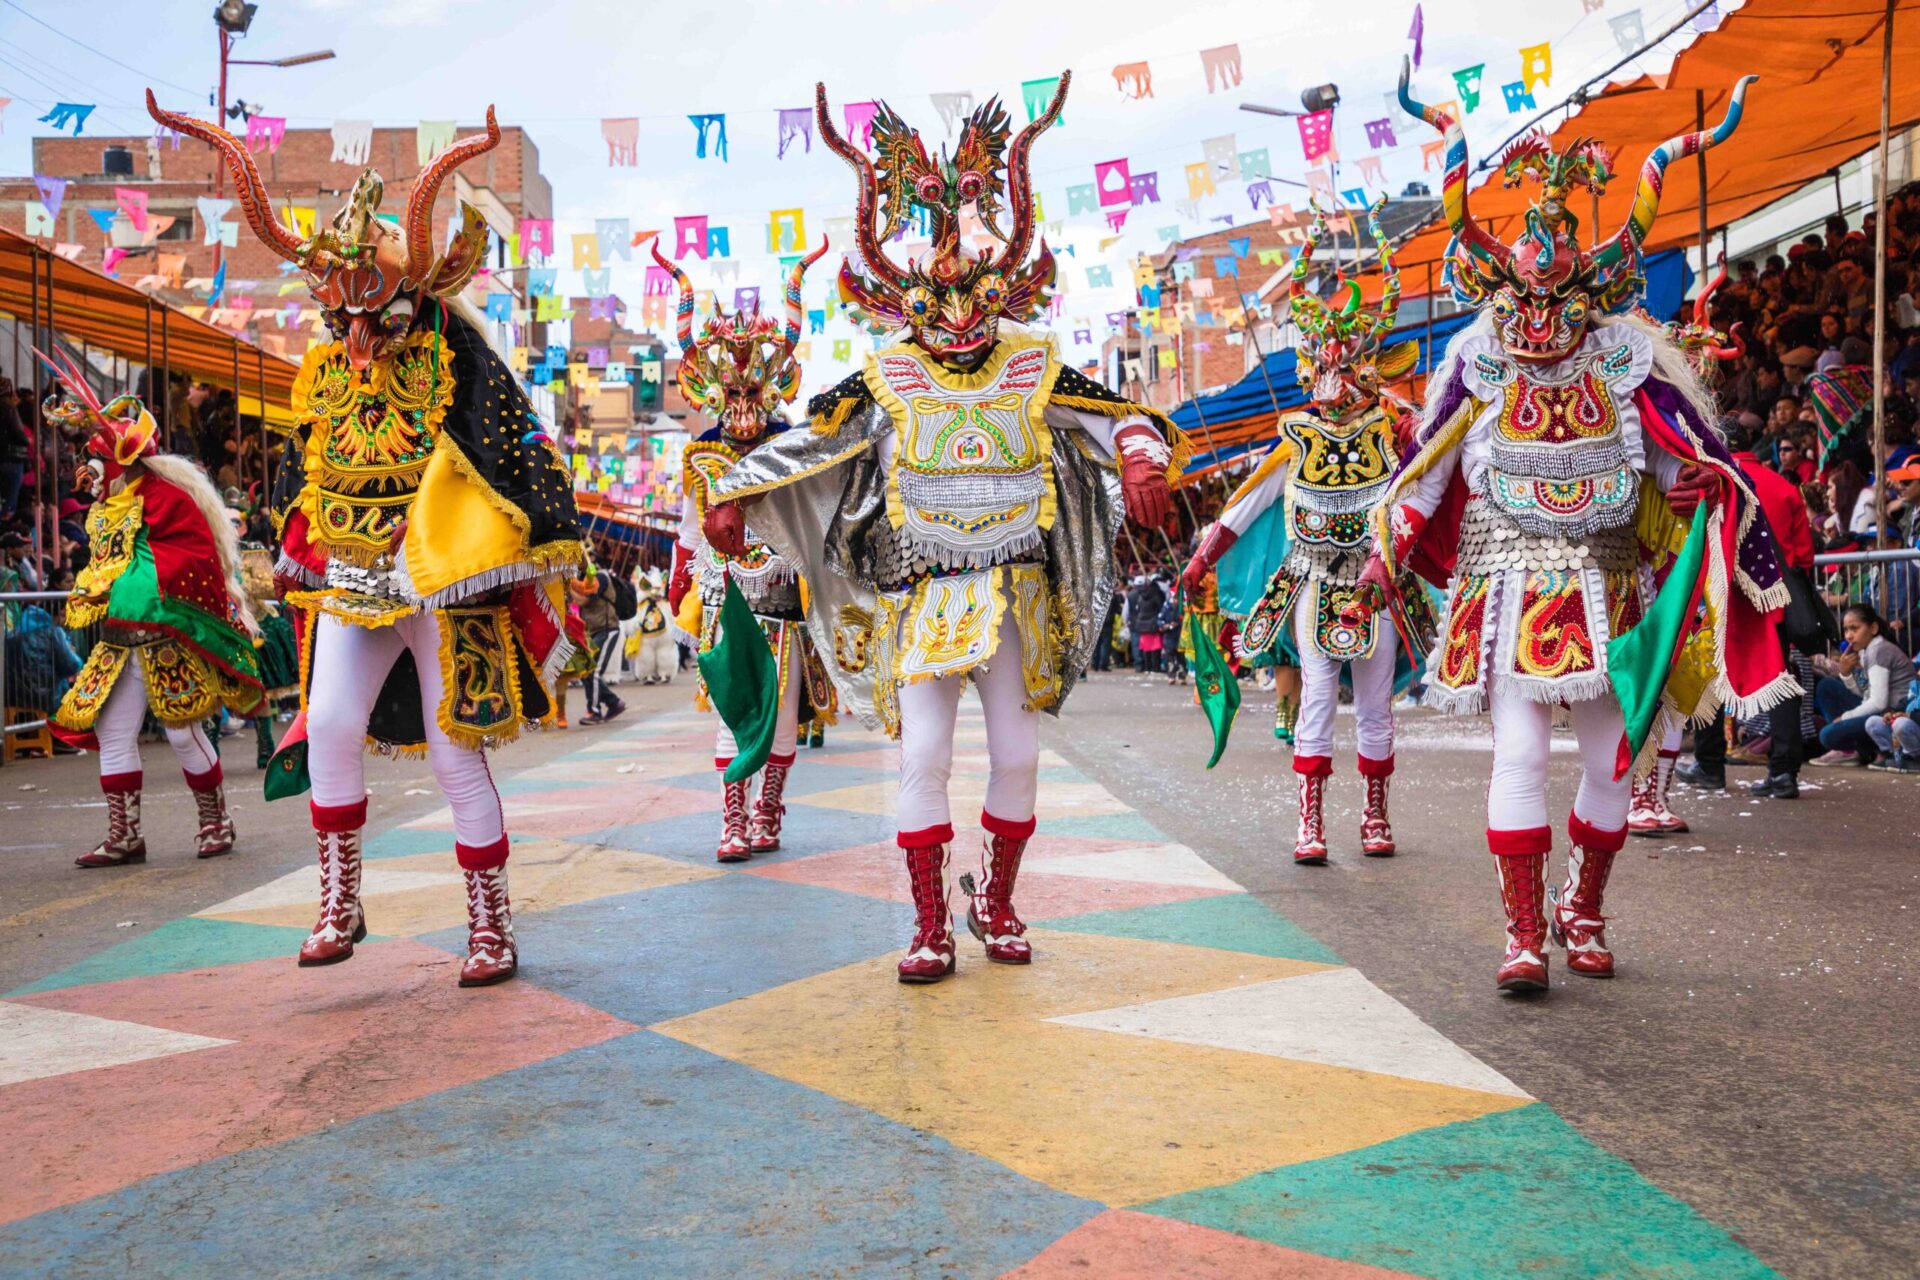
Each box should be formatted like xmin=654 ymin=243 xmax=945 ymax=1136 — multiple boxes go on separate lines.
xmin=208 ymin=1 xmax=334 ymax=274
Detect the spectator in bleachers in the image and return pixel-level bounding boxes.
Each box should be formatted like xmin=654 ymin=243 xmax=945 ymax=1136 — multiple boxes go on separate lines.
xmin=1809 ymin=603 xmax=1916 ymax=767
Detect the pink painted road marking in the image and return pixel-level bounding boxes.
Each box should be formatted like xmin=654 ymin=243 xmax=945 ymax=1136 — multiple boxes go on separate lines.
xmin=0 ymin=941 xmax=636 ymax=1224
xmin=999 ymin=1209 xmax=1427 ymax=1278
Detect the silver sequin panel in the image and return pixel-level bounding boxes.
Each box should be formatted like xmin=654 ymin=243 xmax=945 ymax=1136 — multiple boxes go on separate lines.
xmin=1453 ymin=494 xmax=1639 ymax=576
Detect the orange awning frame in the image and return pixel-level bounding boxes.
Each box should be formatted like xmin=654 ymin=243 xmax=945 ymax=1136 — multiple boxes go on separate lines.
xmin=0 ymin=228 xmax=301 ymax=426
xmin=1381 ymin=0 xmax=1919 ymax=297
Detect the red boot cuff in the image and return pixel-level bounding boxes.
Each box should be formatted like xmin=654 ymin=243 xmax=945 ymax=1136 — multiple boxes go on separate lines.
xmin=310 ymin=797 xmax=369 ymax=834
xmin=455 ymin=834 xmax=511 ymax=870
xmin=714 ymin=756 xmax=734 ymax=772
xmin=766 ymin=751 xmax=797 ymax=768
xmin=897 ymin=822 xmax=955 ymax=849
xmin=1356 ymin=752 xmax=1395 ymax=778
xmin=1569 ymin=813 xmax=1629 ymax=854
xmin=99 ymin=770 xmax=142 ymax=795
xmin=1293 ymin=754 xmax=1333 ymax=779
xmin=183 ymin=762 xmax=225 ymax=794
xmin=980 ymin=810 xmax=1038 ymax=840
xmin=1487 ymin=825 xmax=1552 ymax=857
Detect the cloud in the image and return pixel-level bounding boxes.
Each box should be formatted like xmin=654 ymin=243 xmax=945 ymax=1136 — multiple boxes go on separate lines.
xmin=287 ymin=0 xmax=481 ymax=29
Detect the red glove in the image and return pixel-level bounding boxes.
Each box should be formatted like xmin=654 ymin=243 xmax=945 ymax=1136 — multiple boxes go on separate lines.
xmin=274 ymin=509 xmax=325 ymax=599
xmin=1182 ymin=523 xmax=1237 ymax=597
xmin=702 ymin=500 xmax=749 ymax=558
xmin=667 ymin=542 xmax=694 ymax=613
xmin=1114 ymin=423 xmax=1174 ymax=530
xmin=1344 ymin=552 xmax=1393 ymax=624
xmin=1344 ymin=506 xmax=1426 ymax=624
xmin=1666 ymin=463 xmax=1719 ymax=520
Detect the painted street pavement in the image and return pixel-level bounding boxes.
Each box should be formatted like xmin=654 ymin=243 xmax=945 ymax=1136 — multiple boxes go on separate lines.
xmin=0 ymin=708 xmax=1779 ymax=1278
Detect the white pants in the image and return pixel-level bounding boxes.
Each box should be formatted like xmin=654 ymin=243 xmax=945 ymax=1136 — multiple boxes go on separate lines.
xmin=636 ymin=631 xmax=676 ymax=683
xmin=305 ymin=611 xmax=505 ymax=846
xmin=715 ymin=640 xmax=800 ymax=767
xmin=93 ymin=650 xmax=221 ymax=781
xmin=1292 ymin=603 xmax=1397 ymax=766
xmin=896 ymin=611 xmax=1040 ymax=837
xmin=1487 ymin=679 xmax=1632 ymax=835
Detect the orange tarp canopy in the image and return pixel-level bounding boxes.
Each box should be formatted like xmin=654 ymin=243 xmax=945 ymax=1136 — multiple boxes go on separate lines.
xmin=0 ymin=228 xmax=301 ymax=424
xmin=1385 ymin=0 xmax=1918 ymax=296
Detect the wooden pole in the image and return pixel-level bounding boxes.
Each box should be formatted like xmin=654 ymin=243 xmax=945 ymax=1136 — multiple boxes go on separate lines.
xmin=1871 ymin=0 xmax=1894 ymax=605
xmin=1695 ymin=91 xmax=1712 ymax=293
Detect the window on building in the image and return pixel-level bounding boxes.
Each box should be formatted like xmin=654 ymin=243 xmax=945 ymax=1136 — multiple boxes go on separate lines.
xmin=155 ymin=217 xmax=193 ymax=242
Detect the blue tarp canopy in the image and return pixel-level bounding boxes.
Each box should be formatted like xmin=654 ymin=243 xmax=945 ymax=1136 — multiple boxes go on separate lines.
xmin=1173 ymin=249 xmax=1693 ymax=478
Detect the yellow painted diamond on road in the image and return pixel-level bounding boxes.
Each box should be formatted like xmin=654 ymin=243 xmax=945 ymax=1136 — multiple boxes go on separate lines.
xmin=654 ymin=929 xmax=1529 ymax=1206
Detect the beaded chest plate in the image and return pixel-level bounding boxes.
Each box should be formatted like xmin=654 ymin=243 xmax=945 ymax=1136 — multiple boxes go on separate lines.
xmin=872 ymin=341 xmax=1056 ymax=568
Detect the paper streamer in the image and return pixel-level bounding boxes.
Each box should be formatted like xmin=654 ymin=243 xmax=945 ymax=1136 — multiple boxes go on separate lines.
xmin=1113 ymin=61 xmax=1153 ymax=99
xmin=603 ymin=118 xmax=639 ymax=166
xmin=776 ymin=106 xmax=812 ymax=158
xmin=330 ymin=119 xmax=372 ymax=165
xmin=417 ymin=120 xmax=456 ymax=165
xmin=1199 ymin=45 xmax=1242 ymax=93
xmin=1095 ymin=159 xmax=1132 ymax=208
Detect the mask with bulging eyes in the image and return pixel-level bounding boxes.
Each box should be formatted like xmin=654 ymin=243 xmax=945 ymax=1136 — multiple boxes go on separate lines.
xmin=145 ymin=92 xmax=502 ymax=373
xmin=815 ymin=77 xmax=1067 ymax=365
xmin=652 ymin=240 xmax=827 ymax=441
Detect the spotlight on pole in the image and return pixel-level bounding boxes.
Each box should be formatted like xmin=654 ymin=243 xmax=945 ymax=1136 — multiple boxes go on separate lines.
xmin=1300 ymin=84 xmax=1341 ymax=114
xmin=213 ymin=0 xmax=258 ymax=34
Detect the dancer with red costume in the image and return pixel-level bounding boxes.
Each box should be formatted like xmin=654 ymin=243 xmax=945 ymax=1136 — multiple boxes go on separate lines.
xmin=660 ymin=241 xmax=838 ymax=862
xmin=1352 ymin=65 xmax=1794 ymax=993
xmin=42 ymin=355 xmax=263 ymax=868
xmin=702 ymin=76 xmax=1183 ymax=983
xmin=147 ymin=93 xmax=586 ymax=988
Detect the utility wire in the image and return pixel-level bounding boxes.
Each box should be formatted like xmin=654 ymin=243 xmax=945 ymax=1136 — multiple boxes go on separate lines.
xmin=0 ymin=0 xmax=201 ymax=96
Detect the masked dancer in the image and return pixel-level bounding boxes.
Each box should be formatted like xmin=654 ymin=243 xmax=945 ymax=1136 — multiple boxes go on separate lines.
xmin=42 ymin=355 xmax=263 ymax=868
xmin=148 ymin=94 xmax=586 ymax=988
xmin=702 ymin=77 xmax=1181 ymax=982
xmin=1355 ymin=68 xmax=1791 ymax=993
xmin=1183 ymin=200 xmax=1428 ymax=864
xmin=662 ymin=242 xmax=838 ymax=862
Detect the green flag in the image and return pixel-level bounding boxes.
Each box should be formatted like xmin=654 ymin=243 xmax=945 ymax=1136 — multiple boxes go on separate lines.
xmin=1189 ymin=611 xmax=1241 ymax=768
xmin=1606 ymin=504 xmax=1709 ymax=779
xmin=697 ymin=574 xmax=781 ymax=783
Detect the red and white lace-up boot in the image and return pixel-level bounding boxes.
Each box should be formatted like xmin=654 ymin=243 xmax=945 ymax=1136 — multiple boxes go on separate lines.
xmin=1626 ymin=772 xmax=1659 ymax=836
xmin=716 ymin=761 xmax=751 ymax=863
xmin=185 ymin=764 xmax=235 ymax=858
xmin=75 ymin=772 xmax=146 ymax=868
xmin=1551 ymin=815 xmax=1626 ymax=978
xmin=1646 ymin=750 xmax=1688 ymax=835
xmin=1491 ymin=828 xmax=1551 ymax=992
xmin=458 ymin=837 xmax=517 ymax=987
xmin=299 ymin=800 xmax=367 ymax=966
xmin=1358 ymin=754 xmax=1395 ymax=856
xmin=747 ymin=753 xmax=794 ymax=854
xmin=964 ymin=815 xmax=1035 ymax=964
xmin=898 ymin=832 xmax=956 ymax=984
xmin=1293 ymin=756 xmax=1330 ymax=865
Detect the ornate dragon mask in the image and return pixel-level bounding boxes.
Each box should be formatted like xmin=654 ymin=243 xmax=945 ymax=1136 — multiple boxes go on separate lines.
xmin=1398 ymin=61 xmax=1756 ymax=365
xmin=815 ymin=76 xmax=1066 ymax=366
xmin=1289 ymin=198 xmax=1418 ymax=421
xmin=145 ymin=90 xmax=499 ymax=372
xmin=36 ymin=347 xmax=157 ymax=496
xmin=1662 ymin=257 xmax=1746 ymax=385
xmin=651 ymin=240 xmax=827 ymax=441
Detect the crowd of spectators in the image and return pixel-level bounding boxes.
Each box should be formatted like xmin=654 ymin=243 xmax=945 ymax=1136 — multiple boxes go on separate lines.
xmin=1683 ymin=186 xmax=1920 ymax=779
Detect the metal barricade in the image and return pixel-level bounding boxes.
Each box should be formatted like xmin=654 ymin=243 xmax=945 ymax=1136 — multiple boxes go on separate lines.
xmin=1811 ymin=549 xmax=1920 ymax=650
xmin=0 ymin=590 xmax=100 ymax=768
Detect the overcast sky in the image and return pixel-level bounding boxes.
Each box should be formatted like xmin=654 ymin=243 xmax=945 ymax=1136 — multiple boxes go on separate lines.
xmin=0 ymin=0 xmax=1726 ymax=392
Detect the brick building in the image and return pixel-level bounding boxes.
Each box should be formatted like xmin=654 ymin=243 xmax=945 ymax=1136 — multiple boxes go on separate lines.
xmin=0 ymin=121 xmax=553 ymax=362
